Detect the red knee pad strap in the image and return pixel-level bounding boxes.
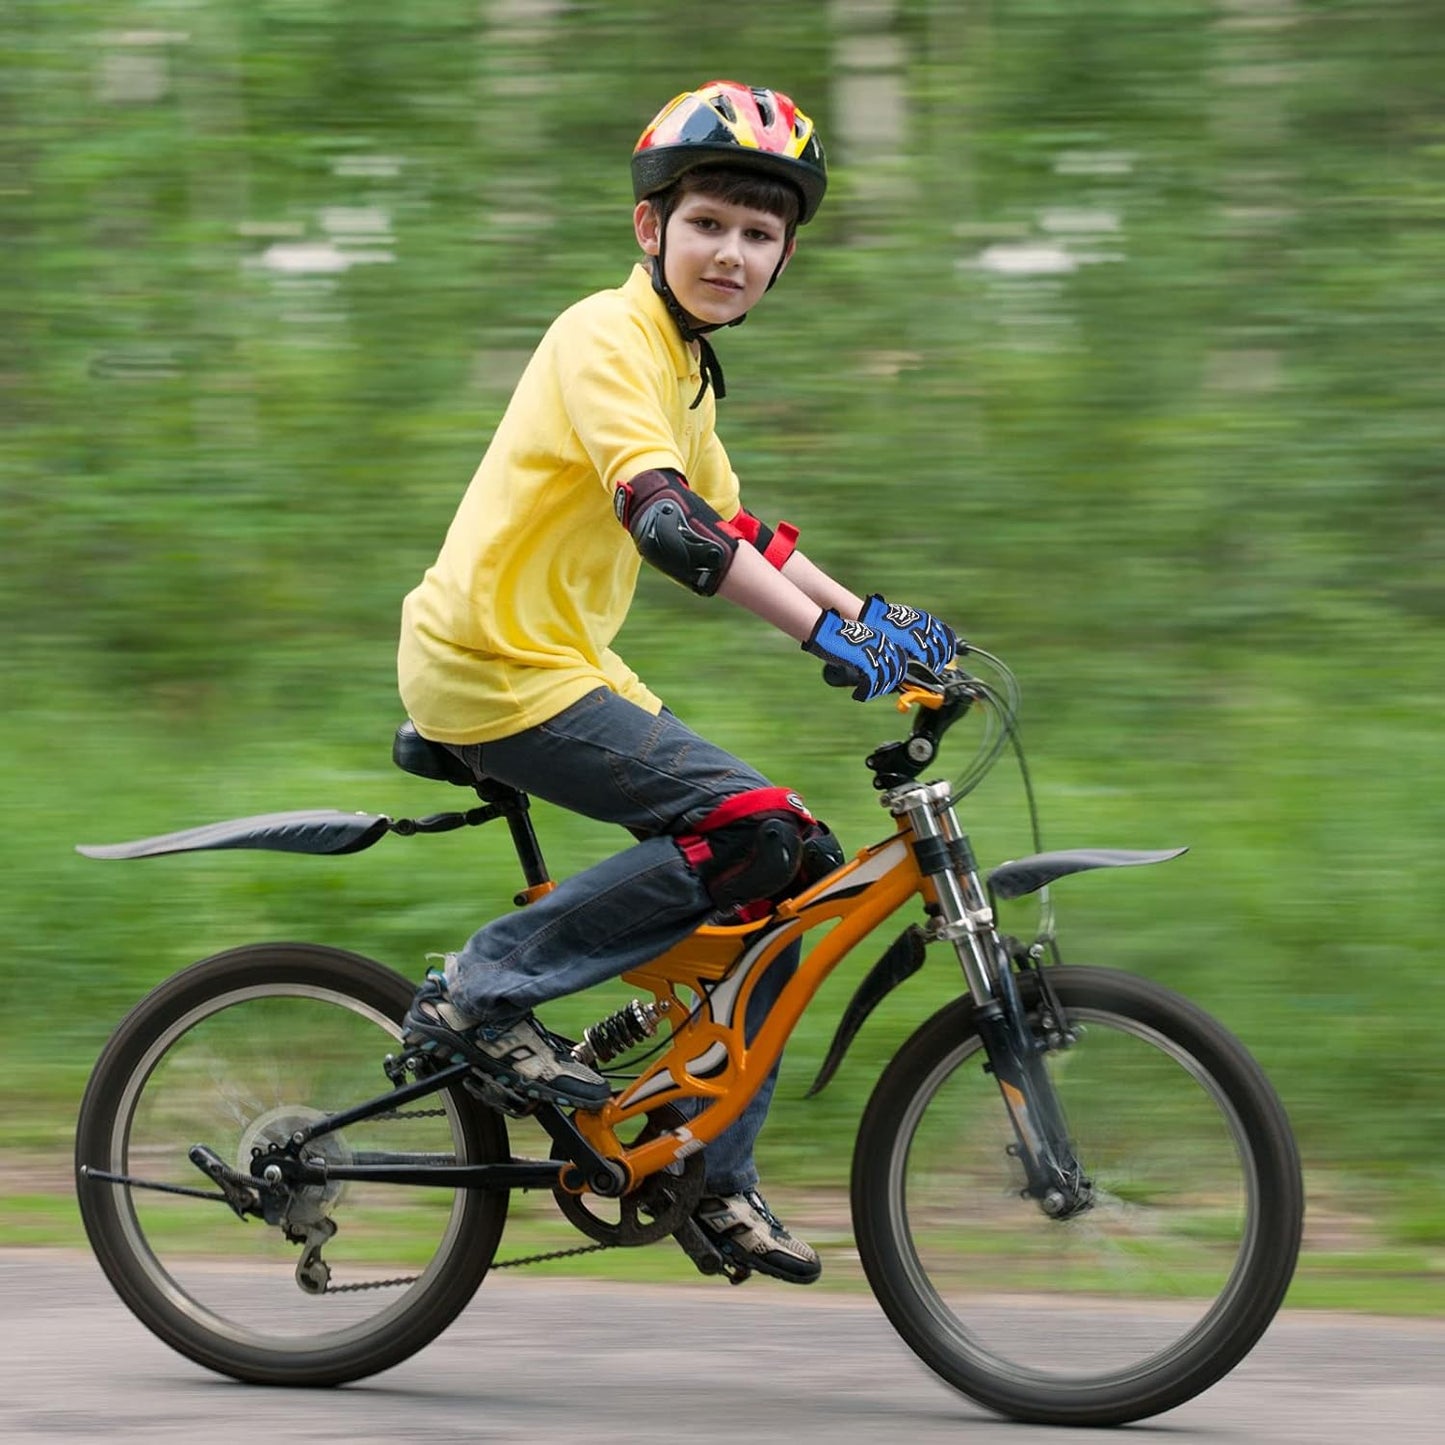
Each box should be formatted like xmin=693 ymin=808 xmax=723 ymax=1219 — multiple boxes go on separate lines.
xmin=685 ymin=787 xmax=815 ymax=837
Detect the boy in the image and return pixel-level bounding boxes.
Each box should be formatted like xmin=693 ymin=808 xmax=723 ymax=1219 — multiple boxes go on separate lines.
xmin=398 ymin=81 xmax=958 ymax=1283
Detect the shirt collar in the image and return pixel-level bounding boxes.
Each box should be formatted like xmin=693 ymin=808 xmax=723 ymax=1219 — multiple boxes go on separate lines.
xmin=623 ymin=263 xmax=698 ymax=382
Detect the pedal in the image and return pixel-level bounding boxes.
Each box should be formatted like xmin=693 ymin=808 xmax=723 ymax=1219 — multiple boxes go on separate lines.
xmin=672 ymin=1217 xmax=752 ymax=1285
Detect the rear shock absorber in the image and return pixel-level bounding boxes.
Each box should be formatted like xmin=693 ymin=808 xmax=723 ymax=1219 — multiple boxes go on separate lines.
xmin=572 ymin=999 xmax=664 ymax=1068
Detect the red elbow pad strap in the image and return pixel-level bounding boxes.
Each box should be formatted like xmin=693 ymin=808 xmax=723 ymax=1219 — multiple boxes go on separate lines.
xmin=723 ymin=508 xmax=763 ymax=546
xmin=762 ymin=521 xmax=799 ymax=570
xmin=723 ymin=509 xmax=799 ymax=570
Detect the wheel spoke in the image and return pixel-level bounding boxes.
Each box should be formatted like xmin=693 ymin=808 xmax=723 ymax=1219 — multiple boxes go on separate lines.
xmin=852 ymin=967 xmax=1301 ymax=1426
xmin=76 ymin=945 xmax=509 ymax=1385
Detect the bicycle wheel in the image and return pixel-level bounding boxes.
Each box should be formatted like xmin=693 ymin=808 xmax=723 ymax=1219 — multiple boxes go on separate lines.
xmin=852 ymin=965 xmax=1302 ymax=1426
xmin=75 ymin=943 xmax=509 ymax=1386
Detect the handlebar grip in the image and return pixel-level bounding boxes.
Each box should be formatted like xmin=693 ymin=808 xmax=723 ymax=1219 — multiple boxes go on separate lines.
xmin=821 ymin=662 xmax=857 ymax=690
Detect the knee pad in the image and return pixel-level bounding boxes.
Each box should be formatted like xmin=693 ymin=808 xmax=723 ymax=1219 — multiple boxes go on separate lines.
xmin=675 ymin=787 xmax=844 ymax=917
xmin=797 ymin=819 xmax=846 ymax=887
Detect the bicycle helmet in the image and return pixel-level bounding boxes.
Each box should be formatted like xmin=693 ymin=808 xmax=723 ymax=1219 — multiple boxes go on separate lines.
xmin=632 ymin=80 xmax=827 ymax=226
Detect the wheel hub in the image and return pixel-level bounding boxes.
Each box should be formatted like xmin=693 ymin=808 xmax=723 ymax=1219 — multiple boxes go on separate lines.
xmin=237 ymin=1104 xmax=353 ymax=1223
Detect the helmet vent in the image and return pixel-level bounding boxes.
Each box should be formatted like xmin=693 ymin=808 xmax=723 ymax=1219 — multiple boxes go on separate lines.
xmin=752 ymin=89 xmax=775 ymax=127
xmin=713 ymin=93 xmax=737 ymax=123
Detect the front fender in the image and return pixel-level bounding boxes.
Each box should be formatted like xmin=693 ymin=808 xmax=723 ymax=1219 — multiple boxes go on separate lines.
xmin=987 ymin=847 xmax=1187 ymax=901
xmin=805 ymin=925 xmax=927 ymax=1097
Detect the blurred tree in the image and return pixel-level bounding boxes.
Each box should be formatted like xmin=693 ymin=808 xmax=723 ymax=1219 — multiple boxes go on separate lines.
xmin=2 ymin=0 xmax=1442 ymax=1244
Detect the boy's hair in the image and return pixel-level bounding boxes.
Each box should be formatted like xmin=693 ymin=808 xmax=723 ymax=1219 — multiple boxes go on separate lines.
xmin=652 ymin=164 xmax=802 ymax=235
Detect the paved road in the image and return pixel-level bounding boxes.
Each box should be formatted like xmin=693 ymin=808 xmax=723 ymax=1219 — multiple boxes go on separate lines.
xmin=2 ymin=1251 xmax=1440 ymax=1443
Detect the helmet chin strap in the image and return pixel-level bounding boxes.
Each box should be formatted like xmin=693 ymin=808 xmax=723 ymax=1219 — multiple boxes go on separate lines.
xmin=648 ymin=252 xmax=732 ymax=410
xmin=648 ymin=232 xmax=790 ymax=410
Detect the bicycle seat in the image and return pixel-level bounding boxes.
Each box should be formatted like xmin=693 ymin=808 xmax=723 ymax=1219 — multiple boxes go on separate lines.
xmin=392 ymin=721 xmax=484 ymax=788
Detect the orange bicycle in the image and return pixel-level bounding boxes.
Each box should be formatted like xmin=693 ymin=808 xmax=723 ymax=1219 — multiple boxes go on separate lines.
xmin=74 ymin=656 xmax=1303 ymax=1427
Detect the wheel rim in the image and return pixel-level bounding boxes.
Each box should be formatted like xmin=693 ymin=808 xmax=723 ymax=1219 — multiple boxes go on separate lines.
xmin=884 ymin=1006 xmax=1260 ymax=1388
xmin=104 ymin=983 xmax=480 ymax=1354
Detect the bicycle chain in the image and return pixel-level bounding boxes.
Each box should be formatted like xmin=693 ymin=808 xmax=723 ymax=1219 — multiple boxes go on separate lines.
xmin=326 ymin=1274 xmax=421 ymax=1294
xmin=327 ymin=1101 xmax=615 ymax=1290
xmin=493 ymin=1240 xmax=615 ymax=1270
xmin=324 ymin=1240 xmax=615 ymax=1293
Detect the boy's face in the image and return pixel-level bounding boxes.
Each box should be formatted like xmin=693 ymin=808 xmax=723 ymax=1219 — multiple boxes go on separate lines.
xmin=634 ymin=192 xmax=796 ymax=329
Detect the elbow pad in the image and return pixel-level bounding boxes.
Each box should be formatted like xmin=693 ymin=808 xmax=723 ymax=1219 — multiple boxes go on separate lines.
xmin=613 ymin=468 xmax=739 ymax=597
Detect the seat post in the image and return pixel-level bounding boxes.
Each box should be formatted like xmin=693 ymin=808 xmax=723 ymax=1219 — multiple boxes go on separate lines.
xmin=475 ymin=783 xmax=550 ymax=890
xmin=505 ymin=809 xmax=550 ymax=890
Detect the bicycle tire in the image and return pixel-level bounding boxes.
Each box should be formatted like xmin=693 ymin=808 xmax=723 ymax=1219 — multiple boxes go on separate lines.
xmin=851 ymin=965 xmax=1302 ymax=1426
xmin=75 ymin=942 xmax=509 ymax=1386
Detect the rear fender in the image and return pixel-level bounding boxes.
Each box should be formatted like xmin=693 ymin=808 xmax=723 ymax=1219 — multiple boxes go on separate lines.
xmin=76 ymin=809 xmax=393 ymax=860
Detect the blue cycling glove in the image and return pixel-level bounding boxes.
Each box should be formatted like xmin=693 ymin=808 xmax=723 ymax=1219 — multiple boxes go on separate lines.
xmin=804 ymin=609 xmax=908 ymax=702
xmin=859 ymin=595 xmax=959 ymax=673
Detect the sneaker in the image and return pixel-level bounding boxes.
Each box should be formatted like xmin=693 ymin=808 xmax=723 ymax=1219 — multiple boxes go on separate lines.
xmin=693 ymin=1189 xmax=821 ymax=1284
xmin=402 ymin=971 xmax=611 ymax=1110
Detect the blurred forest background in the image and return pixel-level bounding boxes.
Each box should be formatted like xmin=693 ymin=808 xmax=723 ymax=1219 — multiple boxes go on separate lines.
xmin=2 ymin=0 xmax=1441 ymax=1308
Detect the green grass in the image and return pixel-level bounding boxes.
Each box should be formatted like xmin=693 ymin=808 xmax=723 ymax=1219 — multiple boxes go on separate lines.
xmin=5 ymin=632 xmax=1444 ymax=1314
xmin=10 ymin=1176 xmax=1440 ymax=1312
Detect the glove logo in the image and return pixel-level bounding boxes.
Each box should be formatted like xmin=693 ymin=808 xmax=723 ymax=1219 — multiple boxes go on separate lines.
xmin=885 ymin=604 xmax=921 ymax=628
xmin=838 ymin=620 xmax=876 ymax=646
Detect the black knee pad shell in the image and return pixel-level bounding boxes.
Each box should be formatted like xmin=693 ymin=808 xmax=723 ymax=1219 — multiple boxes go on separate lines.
xmin=675 ymin=788 xmax=845 ymax=915
xmin=687 ymin=813 xmax=806 ymax=909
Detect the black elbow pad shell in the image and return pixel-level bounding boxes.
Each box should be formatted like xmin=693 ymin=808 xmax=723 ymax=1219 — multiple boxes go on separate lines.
xmin=614 ymin=468 xmax=739 ymax=596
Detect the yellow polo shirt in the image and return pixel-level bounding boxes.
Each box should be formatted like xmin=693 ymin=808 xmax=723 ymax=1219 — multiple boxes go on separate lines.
xmin=399 ymin=264 xmax=741 ymax=743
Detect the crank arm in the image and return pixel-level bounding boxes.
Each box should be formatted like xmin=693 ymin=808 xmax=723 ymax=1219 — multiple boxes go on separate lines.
xmin=536 ymin=1105 xmax=628 ymax=1197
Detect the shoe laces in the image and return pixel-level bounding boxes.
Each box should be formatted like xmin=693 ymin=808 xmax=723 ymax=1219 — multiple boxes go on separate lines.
xmin=742 ymin=1189 xmax=785 ymax=1232
xmin=513 ymin=1013 xmax=583 ymax=1062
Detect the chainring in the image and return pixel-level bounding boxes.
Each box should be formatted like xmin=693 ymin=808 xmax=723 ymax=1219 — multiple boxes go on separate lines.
xmin=551 ymin=1106 xmax=705 ymax=1247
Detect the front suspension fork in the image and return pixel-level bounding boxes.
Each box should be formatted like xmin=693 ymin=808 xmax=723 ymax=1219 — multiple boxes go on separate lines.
xmin=893 ymin=781 xmax=1092 ymax=1218
xmin=972 ymin=994 xmax=1091 ymax=1217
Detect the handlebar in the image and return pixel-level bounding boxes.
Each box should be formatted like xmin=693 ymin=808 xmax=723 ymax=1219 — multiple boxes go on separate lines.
xmin=821 ymin=661 xmax=978 ymax=709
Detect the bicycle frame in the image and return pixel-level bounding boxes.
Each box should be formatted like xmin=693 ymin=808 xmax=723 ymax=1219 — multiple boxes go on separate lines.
xmin=173 ymin=773 xmax=1056 ymax=1217
xmin=577 ymin=825 xmax=921 ymax=1189
xmin=574 ymin=774 xmax=1023 ymax=1194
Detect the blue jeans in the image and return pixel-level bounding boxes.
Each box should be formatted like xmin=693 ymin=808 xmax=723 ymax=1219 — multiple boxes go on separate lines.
xmin=437 ymin=688 xmax=799 ymax=1196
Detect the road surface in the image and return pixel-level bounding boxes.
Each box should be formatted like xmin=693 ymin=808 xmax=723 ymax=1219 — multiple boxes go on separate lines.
xmin=2 ymin=1251 xmax=1439 ymax=1443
